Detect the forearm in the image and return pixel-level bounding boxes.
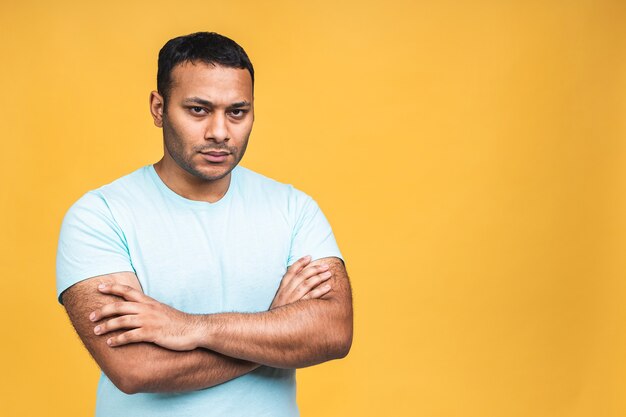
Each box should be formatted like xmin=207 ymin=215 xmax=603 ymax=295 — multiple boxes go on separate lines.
xmin=62 ymin=273 xmax=259 ymax=395
xmin=193 ymin=297 xmax=353 ymax=368
xmin=89 ymin=258 xmax=353 ymax=372
xmin=143 ymin=351 xmax=258 ymax=393
xmin=104 ymin=342 xmax=259 ymax=394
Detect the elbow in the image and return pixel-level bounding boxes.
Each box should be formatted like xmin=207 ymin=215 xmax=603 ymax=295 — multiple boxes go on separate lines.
xmin=331 ymin=307 xmax=353 ymax=360
xmin=329 ymin=322 xmax=353 ymax=360
xmin=114 ymin=376 xmax=142 ymax=395
xmin=336 ymin=337 xmax=352 ymax=359
xmin=112 ymin=378 xmax=141 ymax=395
xmin=336 ymin=330 xmax=353 ymax=359
xmin=108 ymin=366 xmax=150 ymax=395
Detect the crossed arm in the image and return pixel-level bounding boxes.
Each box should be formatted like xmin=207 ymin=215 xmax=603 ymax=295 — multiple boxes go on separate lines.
xmin=62 ymin=256 xmax=352 ymax=394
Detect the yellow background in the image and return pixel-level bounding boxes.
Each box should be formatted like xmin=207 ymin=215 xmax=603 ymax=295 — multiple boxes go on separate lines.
xmin=1 ymin=0 xmax=625 ymax=416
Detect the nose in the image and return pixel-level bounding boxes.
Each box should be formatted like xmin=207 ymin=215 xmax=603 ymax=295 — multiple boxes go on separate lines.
xmin=204 ymin=113 xmax=229 ymax=143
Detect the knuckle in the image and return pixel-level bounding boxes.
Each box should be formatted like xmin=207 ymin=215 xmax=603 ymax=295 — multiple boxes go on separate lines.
xmin=309 ymin=274 xmax=323 ymax=283
xmin=313 ymin=288 xmax=327 ymax=298
xmin=136 ymin=329 xmax=147 ymax=341
xmin=122 ymin=315 xmax=136 ymax=326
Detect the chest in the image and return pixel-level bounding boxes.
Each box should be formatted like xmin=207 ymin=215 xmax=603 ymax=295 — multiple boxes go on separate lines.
xmin=120 ymin=202 xmax=292 ymax=314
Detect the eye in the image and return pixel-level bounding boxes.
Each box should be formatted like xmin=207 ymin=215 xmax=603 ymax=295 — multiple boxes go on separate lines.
xmin=188 ymin=106 xmax=209 ymax=116
xmin=228 ymin=109 xmax=248 ymax=119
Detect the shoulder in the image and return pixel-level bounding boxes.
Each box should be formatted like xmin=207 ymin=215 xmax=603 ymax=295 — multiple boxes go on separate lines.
xmin=235 ymin=165 xmax=291 ymax=191
xmin=234 ymin=167 xmax=325 ymax=234
xmin=234 ymin=165 xmax=313 ymax=204
xmin=64 ymin=166 xmax=153 ymax=219
xmin=96 ymin=166 xmax=154 ymax=203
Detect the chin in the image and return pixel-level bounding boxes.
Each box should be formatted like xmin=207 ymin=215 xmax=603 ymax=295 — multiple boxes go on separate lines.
xmin=193 ymin=165 xmax=234 ymax=182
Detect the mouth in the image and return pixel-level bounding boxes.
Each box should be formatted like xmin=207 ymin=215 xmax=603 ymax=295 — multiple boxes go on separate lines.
xmin=199 ymin=150 xmax=231 ymax=163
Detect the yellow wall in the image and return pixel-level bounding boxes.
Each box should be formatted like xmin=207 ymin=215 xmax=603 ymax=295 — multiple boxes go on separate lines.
xmin=1 ymin=0 xmax=625 ymax=415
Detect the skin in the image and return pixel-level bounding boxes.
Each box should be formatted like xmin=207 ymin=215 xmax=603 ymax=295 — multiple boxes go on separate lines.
xmin=150 ymin=61 xmax=254 ymax=203
xmin=91 ymin=256 xmax=352 ymax=369
xmin=63 ymin=61 xmax=353 ymax=393
xmin=63 ymin=257 xmax=334 ymax=394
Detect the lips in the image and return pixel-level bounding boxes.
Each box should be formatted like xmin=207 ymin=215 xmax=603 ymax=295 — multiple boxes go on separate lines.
xmin=200 ymin=150 xmax=230 ymax=163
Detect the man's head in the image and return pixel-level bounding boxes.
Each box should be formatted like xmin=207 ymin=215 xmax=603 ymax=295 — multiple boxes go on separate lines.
xmin=150 ymin=32 xmax=255 ymax=188
xmin=157 ymin=32 xmax=254 ymax=109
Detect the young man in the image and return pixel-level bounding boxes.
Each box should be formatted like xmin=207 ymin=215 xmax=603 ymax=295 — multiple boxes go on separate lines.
xmin=56 ymin=32 xmax=352 ymax=417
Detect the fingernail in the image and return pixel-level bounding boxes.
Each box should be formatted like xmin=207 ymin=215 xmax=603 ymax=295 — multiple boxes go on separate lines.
xmin=89 ymin=312 xmax=96 ymax=321
xmin=98 ymin=284 xmax=107 ymax=290
xmin=321 ymin=264 xmax=329 ymax=270
xmin=106 ymin=338 xmax=112 ymax=346
xmin=94 ymin=326 xmax=101 ymax=334
xmin=304 ymin=255 xmax=312 ymax=261
xmin=324 ymin=284 xmax=331 ymax=290
xmin=321 ymin=271 xmax=332 ymax=278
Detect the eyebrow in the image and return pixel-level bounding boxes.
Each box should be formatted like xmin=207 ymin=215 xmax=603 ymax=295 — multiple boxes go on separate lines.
xmin=229 ymin=101 xmax=252 ymax=108
xmin=183 ymin=97 xmax=251 ymax=108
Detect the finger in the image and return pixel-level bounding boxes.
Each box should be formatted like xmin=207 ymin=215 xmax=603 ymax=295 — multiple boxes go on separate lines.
xmin=94 ymin=315 xmax=141 ymax=336
xmin=90 ymin=301 xmax=142 ymax=322
xmin=301 ymin=283 xmax=332 ymax=300
xmin=285 ymin=263 xmax=331 ymax=294
xmin=293 ymin=271 xmax=332 ymax=299
xmin=280 ymin=255 xmax=312 ymax=287
xmin=98 ymin=283 xmax=146 ymax=302
xmin=298 ymin=263 xmax=331 ymax=280
xmin=106 ymin=328 xmax=148 ymax=347
xmin=287 ymin=255 xmax=312 ymax=276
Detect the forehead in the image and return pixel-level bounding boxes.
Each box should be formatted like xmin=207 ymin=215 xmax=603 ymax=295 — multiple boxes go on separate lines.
xmin=168 ymin=62 xmax=253 ymax=103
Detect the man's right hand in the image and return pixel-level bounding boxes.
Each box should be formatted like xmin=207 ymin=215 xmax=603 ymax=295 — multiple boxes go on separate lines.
xmin=81 ymin=256 xmax=333 ymax=358
xmin=270 ymin=256 xmax=332 ymax=309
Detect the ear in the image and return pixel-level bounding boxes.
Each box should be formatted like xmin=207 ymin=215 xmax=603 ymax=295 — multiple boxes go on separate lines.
xmin=149 ymin=91 xmax=165 ymax=128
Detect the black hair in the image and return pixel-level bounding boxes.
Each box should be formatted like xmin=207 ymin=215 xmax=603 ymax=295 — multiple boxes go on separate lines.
xmin=157 ymin=32 xmax=254 ymax=105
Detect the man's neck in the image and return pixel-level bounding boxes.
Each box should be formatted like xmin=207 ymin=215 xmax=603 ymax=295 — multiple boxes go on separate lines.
xmin=153 ymin=158 xmax=231 ymax=203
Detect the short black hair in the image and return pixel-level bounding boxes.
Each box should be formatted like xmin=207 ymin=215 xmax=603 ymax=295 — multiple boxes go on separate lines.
xmin=157 ymin=32 xmax=254 ymax=104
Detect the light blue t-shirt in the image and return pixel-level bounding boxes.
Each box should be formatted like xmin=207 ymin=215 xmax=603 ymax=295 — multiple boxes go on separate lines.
xmin=56 ymin=164 xmax=343 ymax=417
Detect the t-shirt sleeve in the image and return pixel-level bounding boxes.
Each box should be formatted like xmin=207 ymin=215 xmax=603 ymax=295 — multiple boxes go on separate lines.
xmin=287 ymin=188 xmax=343 ymax=266
xmin=56 ymin=191 xmax=134 ymax=304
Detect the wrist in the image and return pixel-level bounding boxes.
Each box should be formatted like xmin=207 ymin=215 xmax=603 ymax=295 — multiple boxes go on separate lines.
xmin=192 ymin=314 xmax=216 ymax=350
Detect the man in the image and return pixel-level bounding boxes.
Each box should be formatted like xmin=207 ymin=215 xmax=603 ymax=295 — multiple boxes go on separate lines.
xmin=56 ymin=32 xmax=352 ymax=417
